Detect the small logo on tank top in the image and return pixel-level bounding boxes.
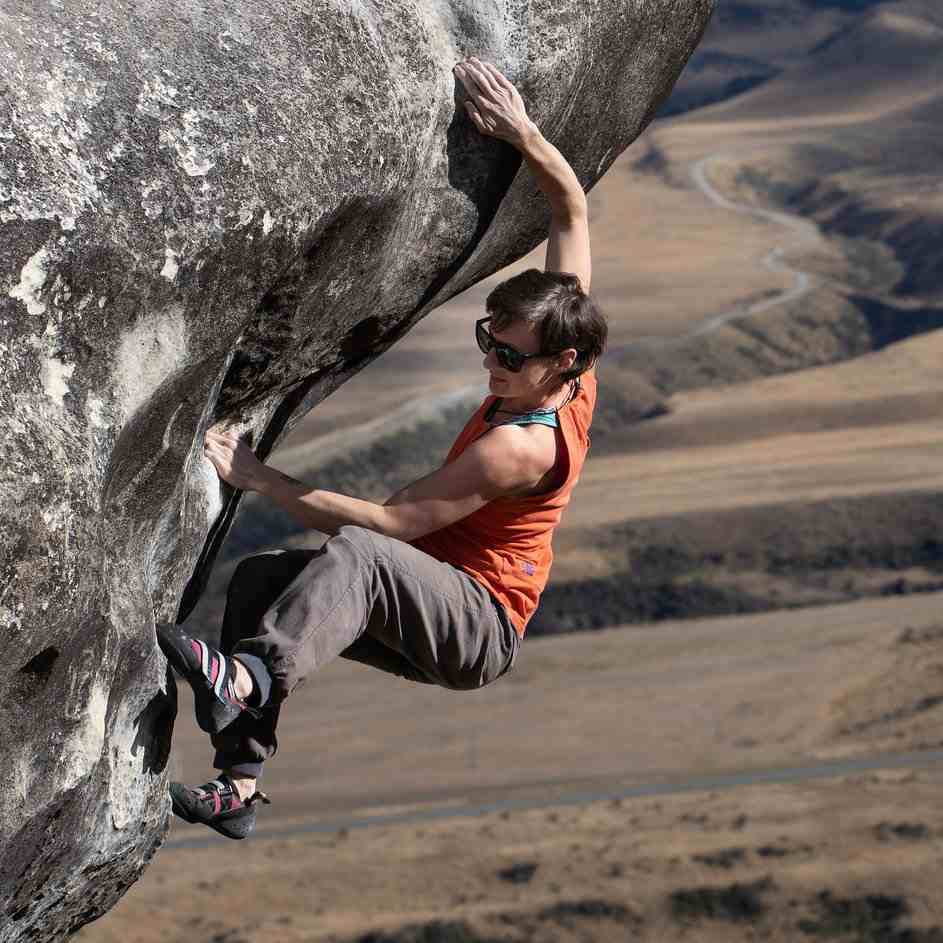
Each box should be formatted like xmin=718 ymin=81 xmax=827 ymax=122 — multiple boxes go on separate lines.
xmin=520 ymin=560 xmax=536 ymax=576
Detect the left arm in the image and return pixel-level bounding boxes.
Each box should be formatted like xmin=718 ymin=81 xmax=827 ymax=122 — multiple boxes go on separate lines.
xmin=379 ymin=423 xmax=541 ymax=540
xmin=203 ymin=425 xmax=546 ymax=541
xmin=256 ymin=467 xmax=393 ymax=536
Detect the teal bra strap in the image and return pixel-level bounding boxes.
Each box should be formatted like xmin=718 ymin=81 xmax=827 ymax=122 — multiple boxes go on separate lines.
xmin=495 ymin=412 xmax=559 ymax=428
xmin=484 ymin=376 xmax=580 ymax=426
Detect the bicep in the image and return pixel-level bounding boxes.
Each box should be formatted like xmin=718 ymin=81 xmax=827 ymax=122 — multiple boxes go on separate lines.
xmin=382 ymin=429 xmax=536 ymax=541
xmin=545 ymin=212 xmax=591 ymax=292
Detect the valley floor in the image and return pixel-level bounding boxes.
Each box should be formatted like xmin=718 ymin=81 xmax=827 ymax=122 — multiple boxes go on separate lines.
xmin=79 ymin=590 xmax=943 ymax=942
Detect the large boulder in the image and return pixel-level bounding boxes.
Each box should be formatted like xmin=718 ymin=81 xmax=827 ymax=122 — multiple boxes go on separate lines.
xmin=0 ymin=0 xmax=713 ymax=937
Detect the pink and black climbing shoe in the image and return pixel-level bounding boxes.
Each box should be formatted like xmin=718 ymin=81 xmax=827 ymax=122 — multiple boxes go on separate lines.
xmin=156 ymin=623 xmax=261 ymax=734
xmin=170 ymin=774 xmax=271 ymax=840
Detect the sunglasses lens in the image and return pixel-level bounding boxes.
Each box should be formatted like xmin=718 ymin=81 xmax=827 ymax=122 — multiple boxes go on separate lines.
xmin=478 ymin=319 xmax=526 ymax=372
xmin=476 ymin=322 xmax=491 ymax=355
xmin=498 ymin=347 xmax=524 ymax=372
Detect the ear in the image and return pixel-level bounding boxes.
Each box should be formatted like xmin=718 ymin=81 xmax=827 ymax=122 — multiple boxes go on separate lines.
xmin=557 ymin=347 xmax=578 ymax=371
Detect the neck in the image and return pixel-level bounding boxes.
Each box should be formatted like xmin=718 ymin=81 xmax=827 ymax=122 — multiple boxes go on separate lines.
xmin=498 ymin=379 xmax=571 ymax=414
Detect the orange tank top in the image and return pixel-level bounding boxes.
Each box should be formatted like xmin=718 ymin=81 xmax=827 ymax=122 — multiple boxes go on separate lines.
xmin=409 ymin=368 xmax=597 ymax=637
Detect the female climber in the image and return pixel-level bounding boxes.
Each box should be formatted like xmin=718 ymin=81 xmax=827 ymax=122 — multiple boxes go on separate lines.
xmin=158 ymin=56 xmax=607 ymax=839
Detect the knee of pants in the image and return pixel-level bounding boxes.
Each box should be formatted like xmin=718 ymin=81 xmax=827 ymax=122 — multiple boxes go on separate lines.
xmin=336 ymin=524 xmax=381 ymax=561
xmin=442 ymin=643 xmax=519 ymax=691
xmin=438 ymin=663 xmax=501 ymax=692
xmin=444 ymin=673 xmax=487 ymax=692
xmin=224 ymin=556 xmax=265 ymax=613
xmin=230 ymin=553 xmax=276 ymax=589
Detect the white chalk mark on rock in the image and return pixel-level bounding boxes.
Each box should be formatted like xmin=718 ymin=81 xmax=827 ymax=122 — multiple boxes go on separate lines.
xmin=9 ymin=247 xmax=51 ymax=316
xmin=141 ymin=180 xmax=164 ymax=219
xmin=160 ymin=246 xmax=179 ymax=282
xmin=59 ymin=682 xmax=108 ymax=793
xmin=136 ymin=75 xmax=179 ymax=118
xmin=41 ymin=357 xmax=75 ymax=407
xmin=114 ymin=305 xmax=189 ymax=425
xmin=162 ymin=108 xmax=217 ymax=177
xmin=86 ymin=395 xmax=107 ymax=429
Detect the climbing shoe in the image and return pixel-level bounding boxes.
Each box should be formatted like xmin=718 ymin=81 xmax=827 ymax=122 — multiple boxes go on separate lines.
xmin=157 ymin=622 xmax=262 ymax=734
xmin=170 ymin=774 xmax=271 ymax=840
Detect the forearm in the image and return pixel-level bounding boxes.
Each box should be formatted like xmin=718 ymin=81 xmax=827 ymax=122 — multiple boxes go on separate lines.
xmin=254 ymin=467 xmax=393 ymax=538
xmin=516 ymin=122 xmax=587 ymax=221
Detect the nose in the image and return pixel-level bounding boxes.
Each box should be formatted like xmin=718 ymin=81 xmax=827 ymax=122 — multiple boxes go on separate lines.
xmin=483 ymin=347 xmax=499 ymax=371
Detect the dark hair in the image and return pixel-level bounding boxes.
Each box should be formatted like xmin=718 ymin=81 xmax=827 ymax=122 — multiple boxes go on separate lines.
xmin=485 ymin=269 xmax=607 ymax=382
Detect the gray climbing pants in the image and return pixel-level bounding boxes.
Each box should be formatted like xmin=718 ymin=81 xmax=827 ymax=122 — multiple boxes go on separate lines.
xmin=210 ymin=524 xmax=521 ymax=777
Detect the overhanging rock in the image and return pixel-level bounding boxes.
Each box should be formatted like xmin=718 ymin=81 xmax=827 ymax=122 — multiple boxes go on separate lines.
xmin=0 ymin=0 xmax=713 ymax=937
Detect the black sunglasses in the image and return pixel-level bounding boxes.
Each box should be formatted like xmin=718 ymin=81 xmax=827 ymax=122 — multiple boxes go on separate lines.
xmin=475 ymin=317 xmax=549 ymax=373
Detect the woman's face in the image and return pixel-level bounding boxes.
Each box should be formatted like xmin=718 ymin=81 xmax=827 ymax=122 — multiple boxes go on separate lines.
xmin=482 ymin=317 xmax=562 ymax=397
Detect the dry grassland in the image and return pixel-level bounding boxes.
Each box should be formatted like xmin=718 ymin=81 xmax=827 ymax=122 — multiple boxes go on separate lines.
xmin=79 ymin=2 xmax=943 ymax=940
xmin=79 ymin=592 xmax=943 ymax=942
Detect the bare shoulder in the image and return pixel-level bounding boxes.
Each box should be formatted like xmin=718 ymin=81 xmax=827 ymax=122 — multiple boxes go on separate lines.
xmin=485 ymin=421 xmax=556 ymax=464
xmin=478 ymin=422 xmax=558 ymax=497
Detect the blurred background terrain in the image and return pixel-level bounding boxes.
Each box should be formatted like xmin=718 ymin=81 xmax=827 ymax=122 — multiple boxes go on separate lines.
xmin=186 ymin=0 xmax=943 ymax=642
xmin=81 ymin=1 xmax=943 ymax=940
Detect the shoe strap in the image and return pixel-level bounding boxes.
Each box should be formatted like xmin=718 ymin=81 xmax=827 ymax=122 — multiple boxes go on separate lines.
xmin=223 ymin=677 xmax=264 ymax=720
xmin=212 ymin=775 xmax=272 ymax=808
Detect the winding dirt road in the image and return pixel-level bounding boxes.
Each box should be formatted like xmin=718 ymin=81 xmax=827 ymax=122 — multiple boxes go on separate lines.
xmin=629 ymin=153 xmax=825 ymax=349
xmin=688 ymin=155 xmax=822 ymax=322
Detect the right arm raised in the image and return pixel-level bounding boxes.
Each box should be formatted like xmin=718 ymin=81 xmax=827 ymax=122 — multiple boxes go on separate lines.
xmin=517 ymin=125 xmax=591 ymax=291
xmin=454 ymin=57 xmax=592 ymax=292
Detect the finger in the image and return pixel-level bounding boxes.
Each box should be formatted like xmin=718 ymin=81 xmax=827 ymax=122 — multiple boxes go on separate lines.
xmin=483 ymin=61 xmax=518 ymax=98
xmin=464 ymin=58 xmax=501 ymax=99
xmin=464 ymin=100 xmax=487 ymax=132
xmin=452 ymin=63 xmax=481 ymax=99
xmin=204 ymin=440 xmax=230 ymax=459
xmin=457 ymin=58 xmax=496 ymax=100
xmin=481 ymin=61 xmax=511 ymax=87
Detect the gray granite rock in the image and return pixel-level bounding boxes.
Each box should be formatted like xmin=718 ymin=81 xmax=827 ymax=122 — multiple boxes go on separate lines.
xmin=0 ymin=0 xmax=712 ymax=937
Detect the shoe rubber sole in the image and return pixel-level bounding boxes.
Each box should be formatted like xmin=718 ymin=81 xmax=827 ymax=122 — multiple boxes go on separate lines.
xmin=169 ymin=783 xmax=255 ymax=840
